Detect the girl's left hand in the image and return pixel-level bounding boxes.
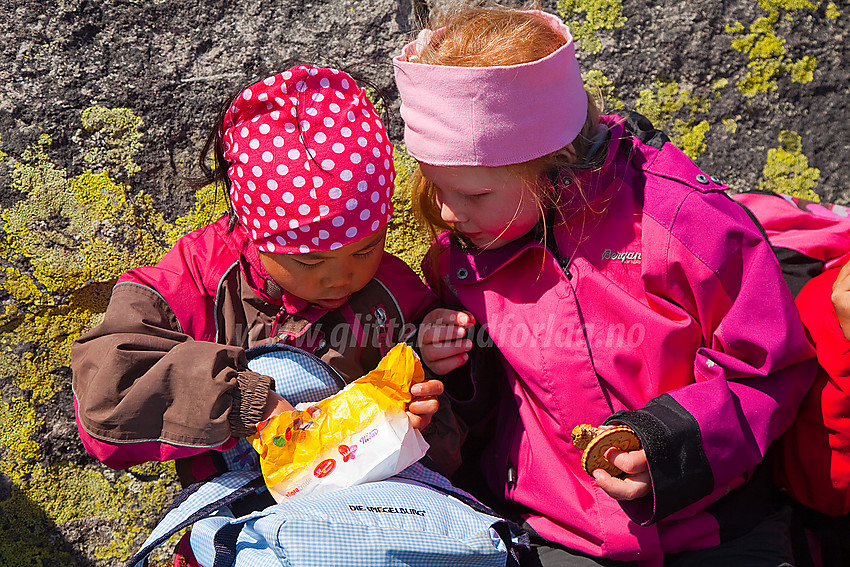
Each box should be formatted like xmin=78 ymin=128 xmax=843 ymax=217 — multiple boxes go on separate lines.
xmin=592 ymin=448 xmax=652 ymax=500
xmin=406 ymin=379 xmax=444 ymax=430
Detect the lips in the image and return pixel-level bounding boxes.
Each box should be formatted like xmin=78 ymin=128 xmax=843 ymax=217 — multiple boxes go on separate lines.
xmin=315 ymin=295 xmax=350 ymax=309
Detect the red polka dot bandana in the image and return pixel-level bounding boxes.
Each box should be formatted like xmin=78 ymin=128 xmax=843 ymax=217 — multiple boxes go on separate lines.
xmin=221 ymin=66 xmax=395 ymax=253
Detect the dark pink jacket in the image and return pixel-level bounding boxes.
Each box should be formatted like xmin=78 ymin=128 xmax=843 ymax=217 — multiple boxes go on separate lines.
xmin=427 ymin=116 xmax=816 ymax=564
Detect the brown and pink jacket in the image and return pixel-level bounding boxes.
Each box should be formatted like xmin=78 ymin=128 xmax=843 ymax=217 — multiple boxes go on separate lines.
xmin=72 ymin=215 xmax=464 ymax=484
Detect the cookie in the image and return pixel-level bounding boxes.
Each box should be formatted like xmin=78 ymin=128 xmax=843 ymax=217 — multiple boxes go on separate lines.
xmin=570 ymin=424 xmax=641 ymax=477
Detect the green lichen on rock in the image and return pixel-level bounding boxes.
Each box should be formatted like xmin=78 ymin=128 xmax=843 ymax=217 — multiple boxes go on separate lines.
xmin=166 ymin=182 xmax=231 ymax=243
xmin=0 ymin=453 xmax=179 ymax=566
xmin=757 ymin=130 xmax=821 ymax=200
xmin=635 ymin=80 xmax=712 ymax=159
xmin=1 ymin=132 xmax=173 ymax=401
xmin=583 ymin=70 xmax=624 ymax=110
xmin=726 ymin=0 xmax=819 ymax=97
xmin=557 ymin=0 xmax=627 ymax=54
xmin=0 ymin=107 xmax=208 ymax=565
xmin=826 ymin=2 xmax=841 ymax=19
xmin=386 ymin=146 xmax=431 ymax=277
xmin=0 ymin=398 xmax=42 ymax=482
xmin=80 ymin=105 xmax=144 ymax=176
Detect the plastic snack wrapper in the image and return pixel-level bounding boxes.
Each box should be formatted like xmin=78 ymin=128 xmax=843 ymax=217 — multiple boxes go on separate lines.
xmin=250 ymin=343 xmax=430 ymax=502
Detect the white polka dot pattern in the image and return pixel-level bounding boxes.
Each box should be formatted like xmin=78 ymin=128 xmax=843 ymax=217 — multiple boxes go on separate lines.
xmin=221 ymin=66 xmax=395 ymax=253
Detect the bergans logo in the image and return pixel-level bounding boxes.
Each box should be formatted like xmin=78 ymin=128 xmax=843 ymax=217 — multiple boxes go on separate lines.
xmin=313 ymin=458 xmax=336 ymax=478
xmin=602 ymin=248 xmax=641 ymax=264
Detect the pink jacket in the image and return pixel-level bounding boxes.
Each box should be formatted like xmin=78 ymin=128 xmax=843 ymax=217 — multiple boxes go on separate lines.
xmin=426 ymin=116 xmax=816 ymax=565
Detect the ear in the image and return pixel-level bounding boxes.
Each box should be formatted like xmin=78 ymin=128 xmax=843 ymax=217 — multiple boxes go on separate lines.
xmin=562 ymin=143 xmax=578 ymax=164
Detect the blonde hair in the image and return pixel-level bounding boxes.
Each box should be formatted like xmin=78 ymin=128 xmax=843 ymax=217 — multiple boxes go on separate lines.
xmin=409 ymin=7 xmax=602 ymax=239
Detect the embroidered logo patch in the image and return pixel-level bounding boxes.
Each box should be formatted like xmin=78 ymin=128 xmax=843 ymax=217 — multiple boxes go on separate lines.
xmin=601 ymin=248 xmax=641 ymax=264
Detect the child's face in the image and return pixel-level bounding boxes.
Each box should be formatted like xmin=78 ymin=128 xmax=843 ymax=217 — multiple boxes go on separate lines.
xmin=259 ymin=228 xmax=387 ymax=310
xmin=420 ymin=163 xmax=542 ymax=250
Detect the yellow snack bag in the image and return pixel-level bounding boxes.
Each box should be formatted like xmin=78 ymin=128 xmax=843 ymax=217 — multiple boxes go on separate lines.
xmin=250 ymin=343 xmax=430 ymax=502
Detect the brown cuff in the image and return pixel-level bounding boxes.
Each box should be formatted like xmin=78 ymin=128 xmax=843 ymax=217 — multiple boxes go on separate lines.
xmin=228 ymin=370 xmax=274 ymax=437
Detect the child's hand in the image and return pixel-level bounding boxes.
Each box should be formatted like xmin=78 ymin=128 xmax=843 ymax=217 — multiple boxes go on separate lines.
xmin=592 ymin=447 xmax=651 ymax=501
xmin=261 ymin=390 xmax=295 ymax=421
xmin=406 ymin=379 xmax=444 ymax=430
xmin=418 ymin=309 xmax=475 ymax=375
xmin=832 ymin=260 xmax=850 ymax=340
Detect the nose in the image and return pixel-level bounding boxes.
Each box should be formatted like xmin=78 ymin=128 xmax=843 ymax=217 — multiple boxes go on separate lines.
xmin=440 ymin=200 xmax=466 ymax=224
xmin=321 ymin=261 xmax=354 ymax=290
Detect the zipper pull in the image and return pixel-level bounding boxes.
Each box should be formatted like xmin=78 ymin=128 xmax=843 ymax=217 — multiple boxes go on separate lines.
xmin=507 ymin=465 xmax=517 ymax=488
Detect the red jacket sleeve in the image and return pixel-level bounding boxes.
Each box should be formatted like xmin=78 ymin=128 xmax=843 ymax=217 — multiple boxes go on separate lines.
xmin=775 ymin=259 xmax=850 ymax=516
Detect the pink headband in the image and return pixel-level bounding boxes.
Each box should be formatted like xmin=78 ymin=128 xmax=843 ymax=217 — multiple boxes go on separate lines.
xmin=221 ymin=66 xmax=394 ymax=253
xmin=393 ymin=10 xmax=587 ymax=167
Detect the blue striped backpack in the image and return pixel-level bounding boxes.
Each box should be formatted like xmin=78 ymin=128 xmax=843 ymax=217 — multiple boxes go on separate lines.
xmin=126 ymin=344 xmax=528 ymax=567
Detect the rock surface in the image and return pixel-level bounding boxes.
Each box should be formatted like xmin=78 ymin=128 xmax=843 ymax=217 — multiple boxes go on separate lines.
xmin=0 ymin=0 xmax=847 ymax=564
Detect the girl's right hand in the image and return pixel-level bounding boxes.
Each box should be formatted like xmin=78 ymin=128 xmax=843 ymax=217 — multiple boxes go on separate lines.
xmin=832 ymin=260 xmax=850 ymax=339
xmin=418 ymin=308 xmax=475 ymax=375
xmin=261 ymin=390 xmax=294 ymax=421
xmin=592 ymin=447 xmax=651 ymax=501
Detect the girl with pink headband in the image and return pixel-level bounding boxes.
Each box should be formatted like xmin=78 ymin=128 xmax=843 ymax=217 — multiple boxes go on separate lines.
xmin=395 ymin=7 xmax=816 ymax=566
xmin=72 ymin=65 xmax=463 ymax=565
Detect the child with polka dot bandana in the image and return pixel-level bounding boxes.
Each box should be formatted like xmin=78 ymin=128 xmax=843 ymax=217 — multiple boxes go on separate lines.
xmin=72 ymin=65 xmax=464 ymax=526
xmin=394 ymin=7 xmax=816 ymax=567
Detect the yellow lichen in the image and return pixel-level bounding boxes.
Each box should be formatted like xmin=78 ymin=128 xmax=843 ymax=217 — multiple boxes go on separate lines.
xmin=757 ymin=130 xmax=821 ymax=200
xmin=1 ymin=130 xmax=175 ymax=401
xmin=723 ymin=118 xmax=739 ymax=133
xmin=672 ymin=119 xmax=710 ymax=160
xmin=386 ymin=146 xmax=431 ymax=277
xmin=0 ymin=398 xmax=42 ymax=482
xmin=166 ymin=182 xmax=231 ymax=244
xmin=583 ymin=69 xmax=623 ymax=110
xmin=826 ymin=2 xmax=841 ymax=19
xmin=711 ymin=78 xmax=729 ymax=96
xmin=726 ymin=0 xmax=819 ymax=96
xmin=635 ymin=80 xmax=712 ymax=159
xmin=557 ymin=0 xmax=627 ymax=54
xmin=80 ymin=105 xmax=144 ymax=176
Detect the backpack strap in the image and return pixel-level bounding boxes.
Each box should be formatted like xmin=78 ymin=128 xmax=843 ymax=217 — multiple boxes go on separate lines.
xmin=125 ymin=471 xmax=265 ymax=567
xmin=622 ymin=111 xmax=670 ymax=149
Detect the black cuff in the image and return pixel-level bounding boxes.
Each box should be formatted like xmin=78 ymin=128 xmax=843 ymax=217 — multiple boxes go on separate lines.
xmin=605 ymin=393 xmax=714 ymax=523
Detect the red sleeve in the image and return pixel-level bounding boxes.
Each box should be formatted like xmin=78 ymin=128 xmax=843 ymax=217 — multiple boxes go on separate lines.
xmin=776 ymin=259 xmax=850 ymax=516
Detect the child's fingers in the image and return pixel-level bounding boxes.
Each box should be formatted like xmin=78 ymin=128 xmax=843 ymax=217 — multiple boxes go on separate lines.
xmin=406 ymin=411 xmax=430 ymax=431
xmin=421 ymin=352 xmax=469 ymax=376
xmin=419 ymin=322 xmax=468 ymax=346
xmin=408 ymin=397 xmax=440 ymax=417
xmin=591 ymin=448 xmax=651 ymax=501
xmin=407 ymin=396 xmax=440 ymax=431
xmin=604 ymin=447 xmax=648 ymax=475
xmin=422 ymin=338 xmax=473 ymax=360
xmin=420 ymin=343 xmax=470 ymax=375
xmin=592 ymin=468 xmax=651 ymax=501
xmin=419 ymin=309 xmax=475 ymax=346
xmin=423 ymin=308 xmax=475 ymax=328
xmin=411 ymin=379 xmax=444 ymax=398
